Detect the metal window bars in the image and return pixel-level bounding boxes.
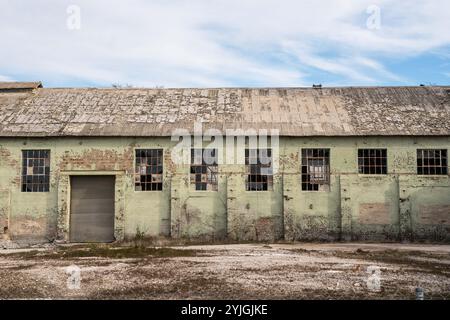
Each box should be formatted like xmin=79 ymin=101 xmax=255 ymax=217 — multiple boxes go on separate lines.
xmin=21 ymin=150 xmax=50 ymax=192
xmin=417 ymin=149 xmax=448 ymax=175
xmin=245 ymin=149 xmax=273 ymax=191
xmin=135 ymin=149 xmax=163 ymax=191
xmin=358 ymin=149 xmax=387 ymax=175
xmin=190 ymin=149 xmax=218 ymax=191
xmin=301 ymin=149 xmax=330 ymax=191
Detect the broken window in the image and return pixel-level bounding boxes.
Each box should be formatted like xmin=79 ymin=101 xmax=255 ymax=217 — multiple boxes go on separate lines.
xmin=190 ymin=149 xmax=218 ymax=191
xmin=301 ymin=149 xmax=330 ymax=191
xmin=417 ymin=149 xmax=448 ymax=175
xmin=21 ymin=150 xmax=50 ymax=192
xmin=358 ymin=149 xmax=387 ymax=174
xmin=135 ymin=149 xmax=163 ymax=191
xmin=245 ymin=149 xmax=273 ymax=191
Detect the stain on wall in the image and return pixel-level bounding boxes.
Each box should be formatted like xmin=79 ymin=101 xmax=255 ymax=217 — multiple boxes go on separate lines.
xmin=0 ymin=136 xmax=449 ymax=244
xmin=419 ymin=205 xmax=450 ymax=225
xmin=359 ymin=203 xmax=391 ymax=225
xmin=0 ymin=191 xmax=10 ymax=239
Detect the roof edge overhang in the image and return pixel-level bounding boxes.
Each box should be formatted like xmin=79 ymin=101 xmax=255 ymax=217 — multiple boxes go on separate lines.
xmin=0 ymin=81 xmax=43 ymax=91
xmin=15 ymin=84 xmax=450 ymax=90
xmin=1 ymin=133 xmax=449 ymax=139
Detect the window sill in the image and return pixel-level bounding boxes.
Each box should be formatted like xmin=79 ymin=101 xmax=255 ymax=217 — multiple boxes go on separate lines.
xmin=416 ymin=175 xmax=449 ymax=177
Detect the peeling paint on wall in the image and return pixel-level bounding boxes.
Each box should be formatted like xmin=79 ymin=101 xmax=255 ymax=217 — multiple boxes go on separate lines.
xmin=0 ymin=136 xmax=449 ymax=244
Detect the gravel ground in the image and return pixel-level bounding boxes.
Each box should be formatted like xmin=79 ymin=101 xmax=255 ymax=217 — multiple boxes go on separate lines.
xmin=0 ymin=243 xmax=449 ymax=300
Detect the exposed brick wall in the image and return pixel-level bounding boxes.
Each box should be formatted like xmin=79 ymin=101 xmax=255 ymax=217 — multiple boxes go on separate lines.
xmin=0 ymin=146 xmax=20 ymax=188
xmin=419 ymin=205 xmax=450 ymax=225
xmin=359 ymin=203 xmax=391 ymax=225
xmin=58 ymin=148 xmax=134 ymax=172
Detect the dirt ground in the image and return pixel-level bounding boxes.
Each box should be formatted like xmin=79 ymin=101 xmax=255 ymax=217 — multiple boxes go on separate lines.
xmin=0 ymin=243 xmax=449 ymax=300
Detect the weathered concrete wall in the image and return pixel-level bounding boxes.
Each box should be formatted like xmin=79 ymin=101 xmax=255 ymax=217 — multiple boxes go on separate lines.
xmin=171 ymin=172 xmax=227 ymax=241
xmin=0 ymin=136 xmax=449 ymax=244
xmin=340 ymin=174 xmax=400 ymax=241
xmin=0 ymin=190 xmax=10 ymax=239
xmin=227 ymin=172 xmax=284 ymax=242
xmin=399 ymin=176 xmax=450 ymax=242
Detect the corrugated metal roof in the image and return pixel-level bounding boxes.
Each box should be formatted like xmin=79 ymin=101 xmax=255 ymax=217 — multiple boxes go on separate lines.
xmin=0 ymin=85 xmax=449 ymax=137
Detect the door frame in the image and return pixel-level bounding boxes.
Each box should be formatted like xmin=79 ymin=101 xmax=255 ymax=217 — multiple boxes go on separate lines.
xmin=69 ymin=175 xmax=116 ymax=243
xmin=57 ymin=170 xmax=126 ymax=243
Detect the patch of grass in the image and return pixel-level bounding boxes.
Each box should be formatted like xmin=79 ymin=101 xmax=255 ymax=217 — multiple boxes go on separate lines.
xmin=333 ymin=249 xmax=450 ymax=276
xmin=132 ymin=226 xmax=146 ymax=248
xmin=279 ymin=286 xmax=420 ymax=300
xmin=0 ymin=270 xmax=63 ymax=299
xmin=287 ymin=248 xmax=318 ymax=255
xmin=90 ymin=275 xmax=240 ymax=300
xmin=4 ymin=264 xmax=36 ymax=271
xmin=4 ymin=245 xmax=199 ymax=260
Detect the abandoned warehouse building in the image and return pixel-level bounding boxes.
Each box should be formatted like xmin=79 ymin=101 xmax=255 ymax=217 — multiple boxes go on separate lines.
xmin=0 ymin=82 xmax=449 ymax=244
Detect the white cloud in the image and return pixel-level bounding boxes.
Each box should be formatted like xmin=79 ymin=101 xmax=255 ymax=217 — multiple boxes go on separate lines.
xmin=0 ymin=0 xmax=449 ymax=87
xmin=0 ymin=75 xmax=14 ymax=82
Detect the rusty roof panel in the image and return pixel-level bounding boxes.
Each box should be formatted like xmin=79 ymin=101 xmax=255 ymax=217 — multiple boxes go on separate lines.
xmin=0 ymin=86 xmax=449 ymax=137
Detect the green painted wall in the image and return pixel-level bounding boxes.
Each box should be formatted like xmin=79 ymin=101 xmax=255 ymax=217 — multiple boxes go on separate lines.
xmin=0 ymin=136 xmax=449 ymax=243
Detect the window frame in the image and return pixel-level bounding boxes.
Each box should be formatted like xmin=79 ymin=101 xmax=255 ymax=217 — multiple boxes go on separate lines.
xmin=245 ymin=148 xmax=273 ymax=192
xmin=416 ymin=149 xmax=448 ymax=176
xmin=21 ymin=149 xmax=51 ymax=193
xmin=357 ymin=148 xmax=388 ymax=175
xmin=134 ymin=148 xmax=164 ymax=192
xmin=190 ymin=148 xmax=219 ymax=192
xmin=301 ymin=148 xmax=331 ymax=192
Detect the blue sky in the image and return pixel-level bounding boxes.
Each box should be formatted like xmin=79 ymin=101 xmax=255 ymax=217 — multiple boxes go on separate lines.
xmin=0 ymin=0 xmax=449 ymax=88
